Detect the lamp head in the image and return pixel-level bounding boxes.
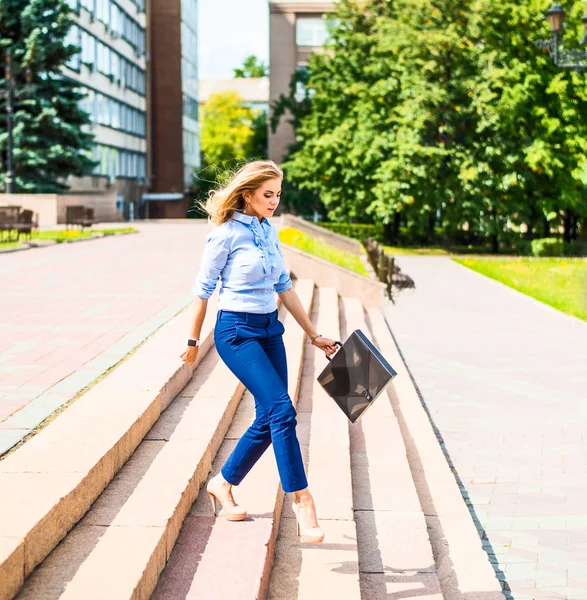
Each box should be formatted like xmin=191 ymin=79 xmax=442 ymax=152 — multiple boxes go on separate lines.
xmin=546 ymin=4 xmax=565 ymax=33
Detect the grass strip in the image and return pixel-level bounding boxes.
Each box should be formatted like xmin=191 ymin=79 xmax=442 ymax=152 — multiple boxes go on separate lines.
xmin=279 ymin=227 xmax=369 ymax=277
xmin=0 ymin=227 xmax=138 ymax=248
xmin=383 ymin=245 xmax=449 ymax=256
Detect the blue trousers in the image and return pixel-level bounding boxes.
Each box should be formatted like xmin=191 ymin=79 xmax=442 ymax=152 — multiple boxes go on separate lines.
xmin=214 ymin=309 xmax=308 ymax=493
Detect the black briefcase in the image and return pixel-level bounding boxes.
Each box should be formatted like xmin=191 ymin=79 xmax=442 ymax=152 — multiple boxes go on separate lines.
xmin=317 ymin=329 xmax=397 ymax=423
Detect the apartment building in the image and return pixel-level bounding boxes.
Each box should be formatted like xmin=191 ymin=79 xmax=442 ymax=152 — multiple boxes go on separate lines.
xmin=199 ymin=77 xmax=269 ymax=115
xmin=269 ymin=1 xmax=335 ymax=164
xmin=63 ymin=0 xmax=148 ymax=219
xmin=147 ymin=0 xmax=200 ymax=219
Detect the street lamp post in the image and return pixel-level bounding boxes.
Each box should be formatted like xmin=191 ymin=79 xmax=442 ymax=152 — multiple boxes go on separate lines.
xmin=4 ymin=49 xmax=15 ymax=194
xmin=2 ymin=49 xmax=35 ymax=194
xmin=535 ymin=4 xmax=587 ymax=70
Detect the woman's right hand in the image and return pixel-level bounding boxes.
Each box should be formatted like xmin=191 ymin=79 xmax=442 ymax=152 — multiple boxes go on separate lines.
xmin=180 ymin=346 xmax=199 ymax=367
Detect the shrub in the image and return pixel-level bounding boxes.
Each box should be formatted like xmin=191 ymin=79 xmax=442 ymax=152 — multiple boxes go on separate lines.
xmin=318 ymin=222 xmax=384 ymax=242
xmin=531 ymin=238 xmax=564 ymax=257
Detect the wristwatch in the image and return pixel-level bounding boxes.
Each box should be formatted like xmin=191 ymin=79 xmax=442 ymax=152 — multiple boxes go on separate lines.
xmin=187 ymin=338 xmax=200 ymax=347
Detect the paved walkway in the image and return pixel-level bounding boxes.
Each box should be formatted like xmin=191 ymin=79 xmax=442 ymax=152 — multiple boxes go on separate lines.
xmin=0 ymin=221 xmax=209 ymax=442
xmin=384 ymin=256 xmax=587 ymax=600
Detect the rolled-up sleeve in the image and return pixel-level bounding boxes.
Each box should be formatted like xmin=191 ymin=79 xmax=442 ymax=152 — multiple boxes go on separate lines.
xmin=192 ymin=227 xmax=231 ymax=299
xmin=275 ymin=267 xmax=293 ymax=294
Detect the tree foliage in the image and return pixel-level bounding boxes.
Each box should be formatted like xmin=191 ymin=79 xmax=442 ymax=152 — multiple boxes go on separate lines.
xmin=270 ymin=67 xmax=326 ymax=217
xmin=280 ymin=0 xmax=587 ymax=248
xmin=234 ymin=54 xmax=268 ymax=78
xmin=0 ymin=0 xmax=95 ymax=193
xmin=193 ymin=90 xmax=266 ymax=206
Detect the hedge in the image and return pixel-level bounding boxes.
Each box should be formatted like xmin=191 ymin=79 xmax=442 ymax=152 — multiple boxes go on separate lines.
xmin=317 ymin=222 xmax=384 ymax=242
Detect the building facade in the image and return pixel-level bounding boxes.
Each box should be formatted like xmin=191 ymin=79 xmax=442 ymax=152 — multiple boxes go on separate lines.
xmin=63 ymin=0 xmax=148 ymax=220
xmin=147 ymin=0 xmax=200 ymax=219
xmin=268 ymin=1 xmax=335 ymax=164
xmin=199 ymin=77 xmax=269 ymax=115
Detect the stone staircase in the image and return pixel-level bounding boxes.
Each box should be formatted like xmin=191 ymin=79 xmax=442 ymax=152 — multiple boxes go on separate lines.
xmin=0 ymin=280 xmax=443 ymax=600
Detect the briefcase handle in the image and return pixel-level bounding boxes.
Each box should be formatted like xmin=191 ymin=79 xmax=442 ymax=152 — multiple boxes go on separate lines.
xmin=325 ymin=341 xmax=343 ymax=361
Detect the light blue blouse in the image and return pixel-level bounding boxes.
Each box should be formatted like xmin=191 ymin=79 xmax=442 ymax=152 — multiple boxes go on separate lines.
xmin=192 ymin=211 xmax=293 ymax=313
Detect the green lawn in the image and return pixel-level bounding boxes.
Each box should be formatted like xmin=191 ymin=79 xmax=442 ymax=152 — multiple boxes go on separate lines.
xmin=279 ymin=227 xmax=369 ymax=277
xmin=453 ymin=257 xmax=587 ymax=321
xmin=0 ymin=227 xmax=138 ymax=250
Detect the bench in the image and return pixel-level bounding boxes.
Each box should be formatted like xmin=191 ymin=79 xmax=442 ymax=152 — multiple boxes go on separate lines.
xmin=0 ymin=206 xmax=38 ymax=243
xmin=65 ymin=205 xmax=100 ymax=230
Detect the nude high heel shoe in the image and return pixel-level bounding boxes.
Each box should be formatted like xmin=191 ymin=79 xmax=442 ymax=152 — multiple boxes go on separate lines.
xmin=206 ymin=477 xmax=247 ymax=522
xmin=292 ymin=501 xmax=324 ymax=543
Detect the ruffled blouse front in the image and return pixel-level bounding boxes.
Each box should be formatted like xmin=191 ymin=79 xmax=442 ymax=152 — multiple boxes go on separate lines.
xmin=192 ymin=211 xmax=292 ymax=314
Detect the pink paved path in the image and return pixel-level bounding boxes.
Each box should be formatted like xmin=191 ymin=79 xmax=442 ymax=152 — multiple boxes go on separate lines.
xmin=385 ymin=256 xmax=587 ymax=599
xmin=0 ymin=221 xmax=209 ymax=424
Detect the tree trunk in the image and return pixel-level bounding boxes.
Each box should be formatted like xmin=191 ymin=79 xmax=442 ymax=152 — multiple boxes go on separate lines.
xmin=562 ymin=209 xmax=577 ymax=243
xmin=393 ymin=211 xmax=400 ymax=242
xmin=383 ymin=222 xmax=393 ymax=245
xmin=426 ymin=212 xmax=435 ymax=245
xmin=525 ymin=201 xmax=535 ymax=241
xmin=489 ymin=205 xmax=499 ymax=253
xmin=383 ymin=212 xmax=401 ymax=245
xmin=543 ymin=216 xmax=550 ymax=237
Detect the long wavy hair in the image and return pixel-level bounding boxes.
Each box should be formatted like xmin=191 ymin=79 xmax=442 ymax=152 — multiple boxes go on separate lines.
xmin=201 ymin=160 xmax=283 ymax=226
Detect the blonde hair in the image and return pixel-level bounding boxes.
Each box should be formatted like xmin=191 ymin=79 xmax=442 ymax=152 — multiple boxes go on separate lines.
xmin=201 ymin=160 xmax=283 ymax=226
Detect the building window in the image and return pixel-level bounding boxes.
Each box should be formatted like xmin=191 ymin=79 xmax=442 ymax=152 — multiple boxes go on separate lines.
xmin=65 ymin=25 xmax=81 ymax=71
xmin=182 ymin=95 xmax=198 ymax=121
xmin=182 ymin=58 xmax=197 ymax=83
xmin=183 ymin=129 xmax=198 ymax=155
xmin=90 ymin=35 xmax=146 ymax=94
xmin=181 ymin=23 xmax=197 ymax=59
xmin=96 ymin=0 xmax=109 ymax=23
xmin=88 ymin=0 xmax=145 ymax=56
xmin=79 ymin=87 xmax=146 ymax=137
xmin=93 ymin=144 xmax=146 ymax=179
xmin=81 ymin=29 xmax=96 ymax=66
xmin=296 ymin=17 xmax=329 ymax=47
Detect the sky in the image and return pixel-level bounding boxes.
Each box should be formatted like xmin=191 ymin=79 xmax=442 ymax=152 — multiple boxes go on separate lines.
xmin=198 ymin=0 xmax=269 ymax=80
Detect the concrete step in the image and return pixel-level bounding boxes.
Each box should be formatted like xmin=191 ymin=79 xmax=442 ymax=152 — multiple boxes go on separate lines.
xmin=14 ymin=280 xmax=315 ymax=600
xmin=268 ymin=289 xmax=361 ymax=600
xmin=366 ymin=308 xmax=503 ymax=598
xmin=151 ymin=280 xmax=315 ymax=600
xmin=343 ymin=298 xmax=443 ymax=599
xmin=0 ymin=295 xmax=220 ymax=600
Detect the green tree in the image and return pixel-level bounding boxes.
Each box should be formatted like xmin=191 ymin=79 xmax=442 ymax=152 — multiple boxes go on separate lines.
xmin=0 ymin=0 xmax=95 ymax=193
xmin=282 ymin=0 xmax=587 ymax=249
xmin=234 ymin=54 xmax=268 ymax=78
xmin=250 ymin=110 xmax=268 ymax=159
xmin=464 ymin=0 xmax=587 ymax=246
xmin=192 ymin=90 xmax=263 ymax=208
xmin=281 ymin=0 xmax=407 ymax=228
xmin=270 ymin=67 xmax=325 ymax=217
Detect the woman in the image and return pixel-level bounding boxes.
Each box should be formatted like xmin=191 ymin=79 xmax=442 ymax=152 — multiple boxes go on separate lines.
xmin=180 ymin=160 xmax=338 ymax=543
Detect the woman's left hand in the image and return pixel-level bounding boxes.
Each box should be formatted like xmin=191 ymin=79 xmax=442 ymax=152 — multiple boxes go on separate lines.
xmin=311 ymin=335 xmax=340 ymax=358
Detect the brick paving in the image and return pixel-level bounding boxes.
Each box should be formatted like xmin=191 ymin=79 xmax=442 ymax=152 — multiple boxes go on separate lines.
xmin=0 ymin=221 xmax=209 ymax=450
xmin=384 ymin=256 xmax=587 ymax=600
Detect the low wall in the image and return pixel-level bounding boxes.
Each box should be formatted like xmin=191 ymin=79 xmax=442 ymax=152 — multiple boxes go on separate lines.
xmin=2 ymin=194 xmax=58 ymax=228
xmin=281 ymin=243 xmax=385 ymax=308
xmin=280 ymin=214 xmax=363 ymax=256
xmin=56 ymin=190 xmax=120 ymax=224
xmin=2 ymin=191 xmax=120 ymax=227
